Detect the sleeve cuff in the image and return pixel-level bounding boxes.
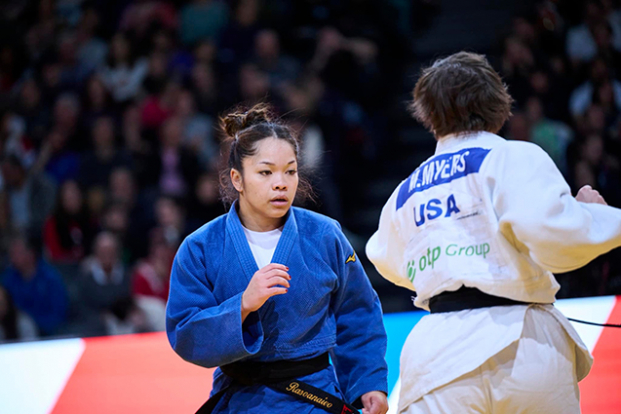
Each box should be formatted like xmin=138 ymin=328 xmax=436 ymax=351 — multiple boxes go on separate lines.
xmin=241 ymin=307 xmax=263 ymax=354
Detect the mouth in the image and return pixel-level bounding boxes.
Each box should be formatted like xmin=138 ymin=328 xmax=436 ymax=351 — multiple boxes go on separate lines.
xmin=270 ymin=196 xmax=289 ymax=206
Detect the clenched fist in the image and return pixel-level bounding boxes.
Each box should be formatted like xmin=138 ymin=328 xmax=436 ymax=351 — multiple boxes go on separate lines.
xmin=576 ymin=185 xmax=607 ymax=205
xmin=361 ymin=391 xmax=388 ymax=414
xmin=241 ymin=263 xmax=290 ymax=321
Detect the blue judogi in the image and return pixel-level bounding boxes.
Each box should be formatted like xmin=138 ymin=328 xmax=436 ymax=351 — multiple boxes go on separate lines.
xmin=166 ymin=205 xmax=388 ymax=413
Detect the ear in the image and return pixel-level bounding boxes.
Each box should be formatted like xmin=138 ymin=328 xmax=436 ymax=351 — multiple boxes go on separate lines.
xmin=230 ymin=168 xmax=243 ymax=193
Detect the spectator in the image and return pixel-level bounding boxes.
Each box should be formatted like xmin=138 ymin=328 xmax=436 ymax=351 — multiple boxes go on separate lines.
xmin=81 ymin=74 xmax=115 ymax=131
xmin=108 ymin=167 xmax=154 ymax=260
xmin=501 ymin=36 xmax=536 ymax=106
xmin=193 ymin=39 xmax=217 ymax=67
xmin=566 ymin=0 xmax=621 ymax=66
xmin=218 ymin=0 xmax=261 ymax=70
xmin=0 ymin=154 xmax=56 ymax=240
xmin=109 ymin=167 xmax=138 ymax=208
xmin=190 ymin=63 xmax=218 ymax=115
xmin=175 ymin=89 xmax=217 ymax=169
xmin=37 ymin=128 xmax=81 ymax=185
xmin=505 ymin=111 xmax=531 ymax=142
xmin=52 ymin=92 xmax=84 ymax=151
xmin=525 ymin=96 xmax=574 ymax=174
xmin=0 ymin=286 xmax=38 ymax=343
xmin=78 ymin=232 xmax=131 ymax=333
xmin=155 ymin=196 xmax=189 ymax=248
xmin=131 ymin=227 xmax=174 ymax=303
xmin=179 ymin=0 xmax=229 ymax=47
xmin=75 ymin=5 xmax=108 ymax=79
xmin=100 ymin=202 xmax=132 ymax=263
xmin=146 ymin=117 xmax=201 ymax=199
xmin=79 ymin=116 xmax=133 ymax=189
xmin=140 ymin=80 xmax=179 ymax=131
xmin=1 ymin=111 xmax=36 ymax=169
xmin=570 ymin=133 xmax=621 ymax=207
xmin=15 ymin=78 xmax=50 ymax=145
xmin=104 ymin=295 xmax=166 ymax=335
xmin=43 ymin=180 xmax=93 ymax=264
xmin=55 ymin=31 xmax=85 ymax=88
xmin=237 ymin=62 xmax=271 ymax=105
xmin=151 ymin=28 xmax=194 ymax=79
xmin=118 ymin=0 xmax=178 ymax=46
xmin=253 ymin=29 xmax=300 ymax=88
xmin=187 ymin=172 xmax=226 ymax=231
xmin=122 ymin=103 xmax=148 ymax=154
xmin=1 ymin=235 xmax=68 ymax=336
xmin=569 ymin=56 xmax=621 ymax=119
xmin=142 ymin=51 xmax=169 ymax=95
xmin=99 ymin=33 xmax=149 ymax=104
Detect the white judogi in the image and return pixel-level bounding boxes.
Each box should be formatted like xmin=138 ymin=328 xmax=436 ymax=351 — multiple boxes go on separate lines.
xmin=366 ymin=131 xmax=621 ymax=413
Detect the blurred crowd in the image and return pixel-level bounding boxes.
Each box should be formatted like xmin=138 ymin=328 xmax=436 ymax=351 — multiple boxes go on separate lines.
xmin=498 ymin=0 xmax=621 ymax=299
xmin=1 ymin=0 xmax=621 ymax=344
xmin=0 ymin=0 xmax=412 ymax=342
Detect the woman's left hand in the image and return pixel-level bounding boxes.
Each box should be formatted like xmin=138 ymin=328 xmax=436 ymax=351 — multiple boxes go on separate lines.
xmin=360 ymin=390 xmax=388 ymax=414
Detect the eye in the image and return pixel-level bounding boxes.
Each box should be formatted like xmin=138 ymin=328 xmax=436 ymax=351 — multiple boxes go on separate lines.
xmin=287 ymin=169 xmax=298 ymax=175
xmin=259 ymin=170 xmax=272 ymax=176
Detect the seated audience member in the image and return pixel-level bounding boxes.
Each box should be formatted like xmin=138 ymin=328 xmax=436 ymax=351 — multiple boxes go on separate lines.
xmin=105 ymin=296 xmax=166 ymax=335
xmin=131 ymin=228 xmax=174 ymax=303
xmin=1 ymin=235 xmax=68 ymax=336
xmin=142 ymin=117 xmax=201 ymax=200
xmin=79 ymin=116 xmax=133 ymax=189
xmin=99 ymin=33 xmax=149 ymax=104
xmin=187 ymin=172 xmax=226 ymax=231
xmin=155 ymin=196 xmax=190 ymax=248
xmin=79 ymin=232 xmax=131 ymax=334
xmin=0 ymin=154 xmax=57 ymax=240
xmin=0 ymin=286 xmax=38 ymax=343
xmin=174 ymin=89 xmax=217 ymax=169
xmin=43 ymin=180 xmax=93 ymax=264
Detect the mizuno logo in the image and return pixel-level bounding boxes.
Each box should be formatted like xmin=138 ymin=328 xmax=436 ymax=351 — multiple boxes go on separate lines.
xmin=345 ymin=253 xmax=356 ymax=264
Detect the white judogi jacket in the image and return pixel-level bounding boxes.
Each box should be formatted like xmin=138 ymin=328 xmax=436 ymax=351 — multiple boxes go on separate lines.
xmin=367 ymin=131 xmax=621 ymax=411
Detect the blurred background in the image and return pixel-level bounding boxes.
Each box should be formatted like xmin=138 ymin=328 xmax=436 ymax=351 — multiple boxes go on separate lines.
xmin=0 ymin=0 xmax=620 ymax=343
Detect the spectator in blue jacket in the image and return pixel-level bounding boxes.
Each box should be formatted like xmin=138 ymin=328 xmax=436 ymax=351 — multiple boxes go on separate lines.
xmin=1 ymin=235 xmax=68 ymax=336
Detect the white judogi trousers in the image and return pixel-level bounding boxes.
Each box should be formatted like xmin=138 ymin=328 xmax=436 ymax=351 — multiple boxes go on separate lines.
xmin=402 ymin=306 xmax=580 ymax=414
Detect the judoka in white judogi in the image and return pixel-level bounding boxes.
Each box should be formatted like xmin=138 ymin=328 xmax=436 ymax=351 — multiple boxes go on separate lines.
xmin=367 ymin=130 xmax=621 ymax=413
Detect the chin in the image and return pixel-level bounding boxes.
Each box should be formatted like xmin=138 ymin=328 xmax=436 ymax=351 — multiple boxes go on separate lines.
xmin=267 ymin=204 xmax=292 ymax=217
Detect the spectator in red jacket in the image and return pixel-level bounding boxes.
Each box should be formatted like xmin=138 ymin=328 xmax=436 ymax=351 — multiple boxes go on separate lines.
xmin=131 ymin=227 xmax=174 ymax=303
xmin=43 ymin=180 xmax=94 ymax=264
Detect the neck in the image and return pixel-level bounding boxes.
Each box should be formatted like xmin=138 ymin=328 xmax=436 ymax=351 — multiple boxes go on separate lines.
xmin=237 ymin=200 xmax=285 ymax=232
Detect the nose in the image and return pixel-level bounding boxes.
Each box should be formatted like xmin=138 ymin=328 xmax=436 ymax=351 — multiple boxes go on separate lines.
xmin=273 ymin=173 xmax=287 ymax=191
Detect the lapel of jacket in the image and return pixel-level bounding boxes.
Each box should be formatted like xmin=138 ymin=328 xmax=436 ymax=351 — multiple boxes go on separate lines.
xmin=227 ymin=202 xmax=259 ymax=282
xmin=272 ymin=207 xmax=297 ymax=266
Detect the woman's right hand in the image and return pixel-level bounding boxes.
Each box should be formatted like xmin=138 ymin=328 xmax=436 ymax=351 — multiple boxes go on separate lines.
xmin=241 ymin=263 xmax=290 ymax=321
xmin=576 ymin=185 xmax=607 ymax=205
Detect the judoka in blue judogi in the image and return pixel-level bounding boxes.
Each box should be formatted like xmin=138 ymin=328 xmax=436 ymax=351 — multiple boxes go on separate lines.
xmin=166 ymin=104 xmax=388 ymax=413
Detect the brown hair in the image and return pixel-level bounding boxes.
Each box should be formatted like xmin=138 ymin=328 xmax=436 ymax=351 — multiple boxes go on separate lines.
xmin=411 ymin=51 xmax=513 ymax=138
xmin=219 ymin=103 xmax=313 ymax=205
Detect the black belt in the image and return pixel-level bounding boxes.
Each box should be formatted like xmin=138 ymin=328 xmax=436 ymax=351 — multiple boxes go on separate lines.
xmin=428 ymin=286 xmax=532 ymax=313
xmin=196 ymin=353 xmax=359 ymax=414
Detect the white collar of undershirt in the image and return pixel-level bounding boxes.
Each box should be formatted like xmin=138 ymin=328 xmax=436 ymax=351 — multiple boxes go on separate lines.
xmin=241 ymin=225 xmax=283 ymax=246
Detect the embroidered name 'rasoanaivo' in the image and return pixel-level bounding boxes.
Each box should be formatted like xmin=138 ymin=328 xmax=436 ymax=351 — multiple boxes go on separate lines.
xmin=286 ymin=382 xmax=334 ymax=408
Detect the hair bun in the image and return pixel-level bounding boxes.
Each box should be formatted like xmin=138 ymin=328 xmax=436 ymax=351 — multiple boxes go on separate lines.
xmin=222 ymin=103 xmax=274 ymax=138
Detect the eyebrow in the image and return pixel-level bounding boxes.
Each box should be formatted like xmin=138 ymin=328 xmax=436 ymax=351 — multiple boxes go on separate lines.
xmin=259 ymin=160 xmax=296 ymax=165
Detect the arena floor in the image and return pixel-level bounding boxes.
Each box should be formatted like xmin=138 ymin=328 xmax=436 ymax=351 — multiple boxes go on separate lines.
xmin=1 ymin=296 xmax=619 ymax=414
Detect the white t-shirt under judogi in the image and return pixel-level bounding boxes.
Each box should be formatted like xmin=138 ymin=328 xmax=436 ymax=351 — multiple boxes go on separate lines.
xmin=367 ymin=131 xmax=621 ymax=411
xmin=242 ymin=226 xmax=283 ymax=269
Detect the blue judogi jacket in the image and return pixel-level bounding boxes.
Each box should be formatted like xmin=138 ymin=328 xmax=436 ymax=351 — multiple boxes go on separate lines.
xmin=166 ymin=205 xmax=388 ymax=412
